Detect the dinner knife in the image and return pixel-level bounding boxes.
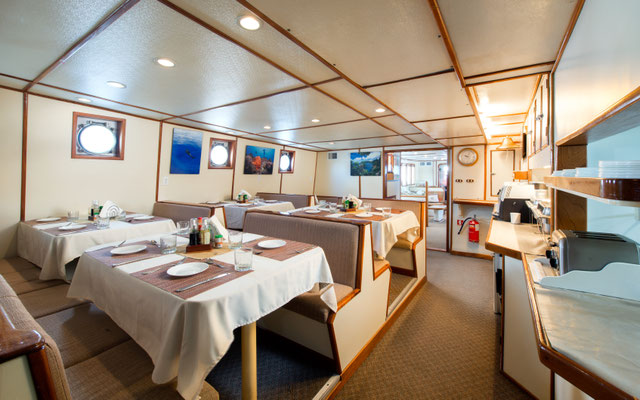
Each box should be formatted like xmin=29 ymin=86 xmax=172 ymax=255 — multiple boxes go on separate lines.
xmin=175 ymin=273 xmax=230 ymax=292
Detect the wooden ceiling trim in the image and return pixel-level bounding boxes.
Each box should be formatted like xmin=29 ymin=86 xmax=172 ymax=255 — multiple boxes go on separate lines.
xmin=23 ymin=0 xmax=142 ymax=92
xmin=463 ymin=61 xmax=555 ymax=81
xmin=319 ymin=144 xmax=447 ymax=152
xmin=238 ymin=0 xmax=441 ymax=146
xmin=307 ymin=134 xmax=398 ymax=144
xmin=485 ymin=112 xmax=527 ymax=118
xmin=525 ymin=74 xmax=544 ymax=122
xmin=361 ymin=68 xmax=455 ymax=89
xmin=426 ymin=0 xmax=487 ymax=143
xmin=0 ymin=73 xmax=30 ymax=83
xmin=551 ymin=0 xmax=586 ymax=75
xmin=465 ymin=71 xmax=545 ymax=88
xmin=410 ymin=114 xmax=475 ymax=124
xmin=260 ymin=117 xmax=368 ymax=134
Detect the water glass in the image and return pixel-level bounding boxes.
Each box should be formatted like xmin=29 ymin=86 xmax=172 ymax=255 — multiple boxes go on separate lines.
xmin=160 ymin=235 xmax=177 ymax=254
xmin=67 ymin=210 xmax=79 ymax=222
xmin=96 ymin=216 xmax=110 ymax=230
xmin=381 ymin=207 xmax=392 ymax=218
xmin=229 ymin=232 xmax=243 ymax=249
xmin=362 ymin=203 xmax=371 ymax=212
xmin=176 ymin=220 xmax=190 ymax=235
xmin=328 ymin=203 xmax=337 ymax=213
xmin=234 ymin=248 xmax=253 ymax=272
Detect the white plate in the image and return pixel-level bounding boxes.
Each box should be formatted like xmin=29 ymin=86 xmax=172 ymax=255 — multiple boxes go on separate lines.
xmin=36 ymin=217 xmax=61 ymax=222
xmin=110 ymin=244 xmax=146 ymax=255
xmin=355 ymin=213 xmax=373 ymax=217
xmin=305 ymin=209 xmax=321 ymax=214
xmin=167 ymin=262 xmax=209 ymax=277
xmin=133 ymin=215 xmax=154 ymax=221
xmin=258 ymin=239 xmax=286 ymax=249
xmin=264 ymin=199 xmax=278 ymax=203
xmin=59 ymin=224 xmax=88 ymax=231
xmin=375 ymin=207 xmax=385 ymax=211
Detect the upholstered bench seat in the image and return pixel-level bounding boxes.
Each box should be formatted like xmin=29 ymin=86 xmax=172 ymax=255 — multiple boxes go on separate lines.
xmin=374 ymin=259 xmax=390 ymax=276
xmin=284 ymin=283 xmax=354 ymax=323
xmin=255 ymin=192 xmax=311 ymax=209
xmin=393 ymin=238 xmax=414 ymax=250
xmin=18 ymin=284 xmax=88 ymax=318
xmin=1 ymin=258 xmax=64 ymax=294
xmin=36 ymin=303 xmax=131 ymax=368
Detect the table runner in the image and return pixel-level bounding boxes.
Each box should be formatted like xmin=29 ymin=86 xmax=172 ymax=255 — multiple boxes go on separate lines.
xmin=126 ymin=216 xmax=168 ymax=224
xmin=85 ymin=240 xmax=163 ymax=267
xmin=242 ymin=237 xmax=317 ymax=261
xmin=132 ymin=259 xmax=252 ymax=300
xmin=42 ymin=223 xmax=101 ymax=236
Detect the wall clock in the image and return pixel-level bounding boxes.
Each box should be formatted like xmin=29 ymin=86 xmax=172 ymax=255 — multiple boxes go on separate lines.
xmin=457 ymin=147 xmax=478 ymax=166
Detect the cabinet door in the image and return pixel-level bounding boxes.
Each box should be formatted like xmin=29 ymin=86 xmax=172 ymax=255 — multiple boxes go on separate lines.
xmin=503 ymin=256 xmax=550 ymax=400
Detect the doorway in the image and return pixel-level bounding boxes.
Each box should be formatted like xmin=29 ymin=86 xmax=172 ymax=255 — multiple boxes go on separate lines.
xmin=384 ymin=149 xmax=449 ymax=251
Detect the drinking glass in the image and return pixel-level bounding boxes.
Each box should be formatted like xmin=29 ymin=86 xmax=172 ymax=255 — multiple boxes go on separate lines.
xmin=96 ymin=216 xmax=110 ymax=230
xmin=328 ymin=203 xmax=337 ymax=213
xmin=176 ymin=220 xmax=190 ymax=235
xmin=160 ymin=235 xmax=177 ymax=254
xmin=253 ymin=196 xmax=262 ymax=204
xmin=229 ymin=232 xmax=243 ymax=249
xmin=234 ymin=248 xmax=253 ymax=271
xmin=67 ymin=210 xmax=79 ymax=222
xmin=362 ymin=203 xmax=371 ymax=212
xmin=382 ymin=207 xmax=392 ymax=218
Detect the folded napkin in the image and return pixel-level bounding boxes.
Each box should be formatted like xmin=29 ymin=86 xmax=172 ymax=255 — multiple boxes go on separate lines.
xmin=33 ymin=222 xmax=71 ymax=230
xmin=99 ymin=200 xmax=124 ymax=218
xmin=208 ymin=216 xmax=229 ymax=241
xmin=344 ymin=194 xmax=362 ymax=208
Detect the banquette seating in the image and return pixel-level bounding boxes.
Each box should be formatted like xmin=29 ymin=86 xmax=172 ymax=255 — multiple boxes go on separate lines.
xmin=151 ymin=201 xmax=213 ymax=223
xmin=254 ymin=192 xmax=312 ymax=209
xmin=0 ymin=258 xmax=219 ymax=399
xmin=243 ymin=211 xmax=390 ymax=373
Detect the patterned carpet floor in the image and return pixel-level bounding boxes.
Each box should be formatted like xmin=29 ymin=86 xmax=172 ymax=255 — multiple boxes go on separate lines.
xmin=336 ymin=251 xmax=531 ymax=399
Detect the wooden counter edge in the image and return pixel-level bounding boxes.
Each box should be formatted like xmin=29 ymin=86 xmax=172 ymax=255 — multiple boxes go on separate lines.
xmin=521 ymin=256 xmax=637 ymax=400
xmin=453 ymin=198 xmax=497 ymax=206
xmin=484 ymin=218 xmax=522 ymax=259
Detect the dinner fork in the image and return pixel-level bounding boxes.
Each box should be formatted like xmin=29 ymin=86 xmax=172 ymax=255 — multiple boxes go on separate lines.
xmin=142 ymin=256 xmax=186 ymax=275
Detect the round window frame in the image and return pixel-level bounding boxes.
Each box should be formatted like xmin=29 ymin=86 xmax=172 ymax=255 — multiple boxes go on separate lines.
xmin=210 ymin=143 xmax=230 ymax=166
xmin=77 ymin=123 xmax=118 ymax=155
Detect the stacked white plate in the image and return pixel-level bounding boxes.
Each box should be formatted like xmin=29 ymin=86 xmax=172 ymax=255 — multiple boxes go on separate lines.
xmin=598 ymin=160 xmax=640 ymax=178
xmin=575 ymin=167 xmax=599 ymax=177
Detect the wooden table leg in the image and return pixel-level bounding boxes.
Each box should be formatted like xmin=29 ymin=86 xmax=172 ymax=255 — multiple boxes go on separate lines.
xmin=241 ymin=322 xmax=257 ymax=400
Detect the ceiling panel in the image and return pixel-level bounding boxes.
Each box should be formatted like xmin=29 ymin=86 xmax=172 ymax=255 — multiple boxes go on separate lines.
xmin=367 ymin=72 xmax=473 ymax=121
xmin=414 ymin=116 xmax=481 ymax=139
xmin=167 ymin=0 xmax=338 ymax=83
xmin=316 ymin=135 xmax=413 ymax=150
xmin=404 ymin=134 xmax=438 ymax=144
xmin=439 ymin=0 xmax=576 ymax=76
xmin=374 ymin=115 xmax=421 ymax=134
xmin=188 ymin=87 xmax=363 ymax=133
xmin=474 ymin=75 xmax=539 ymax=116
xmin=484 ymin=114 xmax=526 ymax=125
xmin=439 ymin=136 xmax=487 ymax=147
xmin=0 ymin=0 xmax=123 ymax=79
xmin=249 ymin=0 xmax=452 ymax=86
xmin=30 ymin=84 xmax=175 ymax=120
xmin=486 ymin=123 xmax=522 ymax=137
xmin=41 ymin=0 xmax=302 ymax=116
xmin=263 ymin=119 xmax=395 ymax=143
xmin=315 ymin=80 xmax=390 ymax=117
xmin=0 ymin=74 xmax=29 ymax=90
xmin=167 ymin=118 xmax=250 ymax=136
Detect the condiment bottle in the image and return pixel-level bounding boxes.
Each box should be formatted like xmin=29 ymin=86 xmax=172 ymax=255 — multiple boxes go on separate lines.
xmin=214 ymin=234 xmax=223 ymax=249
xmin=189 ymin=218 xmax=198 ymax=246
xmin=203 ymin=220 xmax=211 ymax=245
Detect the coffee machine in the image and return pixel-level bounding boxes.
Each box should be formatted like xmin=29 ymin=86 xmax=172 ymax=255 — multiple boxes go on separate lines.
xmin=493 ymin=182 xmax=535 ymax=223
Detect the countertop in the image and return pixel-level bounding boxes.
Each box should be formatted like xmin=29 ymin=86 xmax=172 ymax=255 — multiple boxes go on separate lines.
xmin=486 ymin=219 xmax=639 ymax=399
xmin=452 ymin=198 xmax=497 ymax=206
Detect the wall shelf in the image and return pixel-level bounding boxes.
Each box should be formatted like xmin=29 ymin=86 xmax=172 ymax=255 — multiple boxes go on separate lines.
xmin=544 ymin=176 xmax=640 ymax=207
xmin=556 ymin=86 xmax=640 ymax=146
xmin=453 ymin=198 xmax=497 ymax=206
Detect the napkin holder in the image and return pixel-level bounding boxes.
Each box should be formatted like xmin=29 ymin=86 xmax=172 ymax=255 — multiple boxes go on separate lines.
xmin=341 ymin=207 xmax=358 ymax=213
xmin=186 ymin=244 xmax=212 ymax=252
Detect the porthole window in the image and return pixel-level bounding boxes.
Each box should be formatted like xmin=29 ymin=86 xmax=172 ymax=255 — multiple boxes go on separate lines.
xmin=208 ymin=138 xmax=236 ymax=169
xmin=279 ymin=150 xmax=295 ymax=173
xmin=72 ymin=112 xmax=125 ymax=160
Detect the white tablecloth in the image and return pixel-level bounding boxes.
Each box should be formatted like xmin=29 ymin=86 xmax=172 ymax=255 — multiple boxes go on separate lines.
xmin=224 ymin=201 xmax=295 ymax=229
xmin=17 ymin=219 xmax=176 ymax=281
xmin=369 ymin=211 xmax=420 ymax=257
xmin=67 ymin=237 xmax=337 ymax=400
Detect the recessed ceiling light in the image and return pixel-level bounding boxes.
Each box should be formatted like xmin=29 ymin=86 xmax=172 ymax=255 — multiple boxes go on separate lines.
xmin=329 ymin=142 xmax=334 ymax=145
xmin=155 ymin=58 xmax=175 ymax=68
xmin=311 ymin=119 xmax=320 ymax=123
xmin=239 ymin=15 xmax=261 ymax=30
xmin=375 ymin=107 xmax=386 ymax=113
xmin=263 ymin=125 xmax=271 ymax=130
xmin=77 ymin=97 xmax=92 ymax=103
xmin=106 ymin=81 xmax=126 ymax=89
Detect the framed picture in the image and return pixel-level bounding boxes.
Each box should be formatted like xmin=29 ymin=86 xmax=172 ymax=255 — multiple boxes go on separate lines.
xmin=278 ymin=149 xmax=295 ymax=173
xmin=71 ymin=112 xmax=125 ymax=160
xmin=244 ymin=145 xmax=275 ymax=175
xmin=170 ymin=128 xmax=203 ymax=174
xmin=350 ymin=151 xmax=381 ymax=176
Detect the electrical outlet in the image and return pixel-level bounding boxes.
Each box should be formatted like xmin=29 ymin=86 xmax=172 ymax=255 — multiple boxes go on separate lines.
xmin=161 ymin=176 xmax=169 ymax=186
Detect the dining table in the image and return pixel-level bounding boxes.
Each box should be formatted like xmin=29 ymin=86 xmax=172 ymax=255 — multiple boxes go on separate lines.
xmin=67 ymin=233 xmax=337 ymax=400
xmin=220 ymin=200 xmax=295 ymax=230
xmin=17 ymin=214 xmax=176 ymax=281
xmin=289 ymin=207 xmax=420 ymax=258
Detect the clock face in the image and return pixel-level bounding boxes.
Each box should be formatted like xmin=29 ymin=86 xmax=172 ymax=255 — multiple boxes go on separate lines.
xmin=458 ymin=148 xmax=478 ymax=166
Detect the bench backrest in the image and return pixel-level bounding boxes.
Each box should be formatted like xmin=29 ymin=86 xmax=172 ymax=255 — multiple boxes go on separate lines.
xmin=255 ymin=193 xmax=311 ymax=209
xmin=244 ymin=212 xmax=361 ymax=288
xmin=316 ymin=195 xmax=342 ymax=204
xmin=152 ymin=202 xmax=212 ymax=223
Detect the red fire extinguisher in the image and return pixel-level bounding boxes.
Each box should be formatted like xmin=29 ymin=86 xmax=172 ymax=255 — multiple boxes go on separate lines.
xmin=468 ymin=217 xmax=480 ymax=243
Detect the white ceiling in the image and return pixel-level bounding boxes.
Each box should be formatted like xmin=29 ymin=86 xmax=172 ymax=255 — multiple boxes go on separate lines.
xmin=0 ymin=0 xmax=579 ymax=151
